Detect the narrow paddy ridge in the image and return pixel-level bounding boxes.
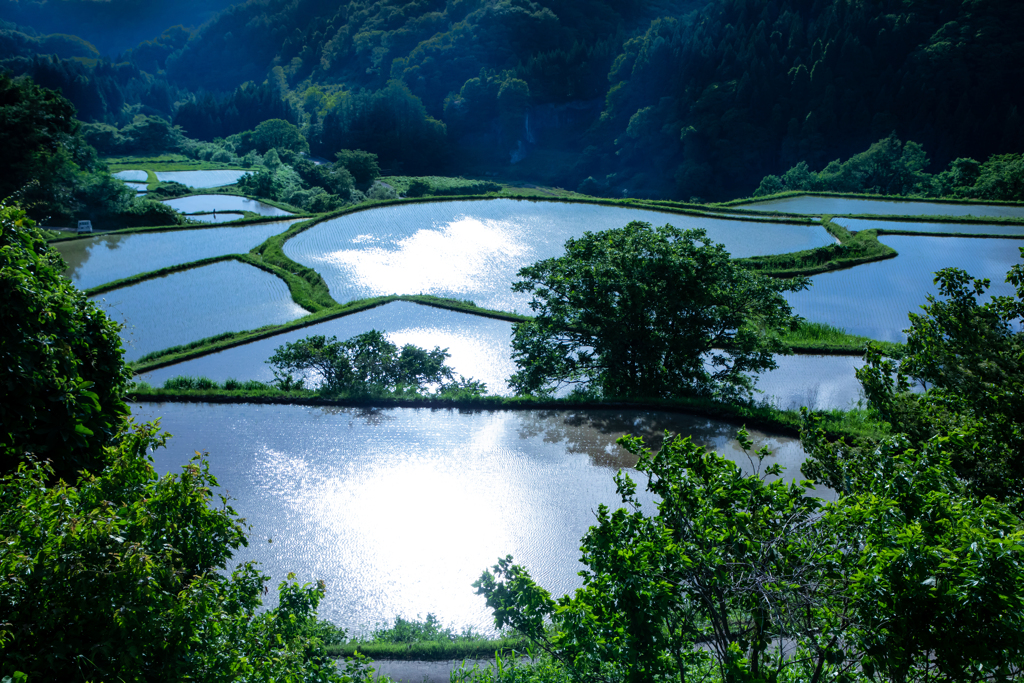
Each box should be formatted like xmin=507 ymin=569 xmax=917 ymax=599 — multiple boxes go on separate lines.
xmin=785 ymin=234 xmax=1023 ymax=342
xmin=832 ymin=216 xmax=1024 ymax=237
xmin=162 ymin=194 xmax=293 ymax=216
xmin=92 ymin=261 xmax=308 ymax=361
xmin=284 ymin=199 xmax=836 ymax=313
xmin=56 ymin=219 xmax=300 ymax=290
xmin=740 ymin=195 xmax=1024 ymax=218
xmin=130 ymin=402 xmax=817 ymax=635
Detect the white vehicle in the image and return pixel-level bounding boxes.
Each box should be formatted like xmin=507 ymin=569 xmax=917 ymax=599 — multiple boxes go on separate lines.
xmin=77 ymin=220 xmax=93 ymax=234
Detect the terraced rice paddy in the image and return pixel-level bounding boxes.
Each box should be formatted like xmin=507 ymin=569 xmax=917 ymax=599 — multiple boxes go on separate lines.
xmin=92 ymin=261 xmax=307 ymax=361
xmin=56 ymin=220 xmax=299 ymax=290
xmin=162 ymin=194 xmax=293 ymax=216
xmin=138 ymin=301 xmax=519 ymax=395
xmin=154 ymin=169 xmax=248 ymax=188
xmin=284 ymin=199 xmax=836 ymax=313
xmin=130 ymin=401 xmax=816 ymax=634
xmin=113 ymin=170 xmax=148 ymax=182
xmin=785 ymin=235 xmax=1023 ymax=342
xmin=740 ymin=195 xmax=1024 ymax=218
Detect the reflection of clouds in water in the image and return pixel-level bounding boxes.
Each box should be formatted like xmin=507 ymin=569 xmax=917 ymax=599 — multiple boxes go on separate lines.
xmin=326 ymin=217 xmax=529 ymax=295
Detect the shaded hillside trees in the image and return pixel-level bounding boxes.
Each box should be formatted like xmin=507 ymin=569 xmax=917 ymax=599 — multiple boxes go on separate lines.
xmin=755 ymin=134 xmax=1024 ymax=201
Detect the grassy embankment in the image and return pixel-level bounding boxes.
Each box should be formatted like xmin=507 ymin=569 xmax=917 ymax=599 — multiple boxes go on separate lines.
xmin=735 ymin=219 xmax=897 ymax=277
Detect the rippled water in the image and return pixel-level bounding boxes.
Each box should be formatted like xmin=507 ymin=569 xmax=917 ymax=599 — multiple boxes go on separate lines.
xmin=162 ymin=195 xmax=293 ymax=216
xmin=130 ymin=401 xmax=815 ymax=633
xmin=138 ymin=301 xmax=519 ymax=394
xmin=833 ymin=217 xmax=1024 ymax=237
xmin=56 ymin=220 xmax=299 ymax=290
xmin=113 ymin=170 xmax=148 ymax=181
xmin=786 ymin=235 xmax=1022 ymax=342
xmin=755 ymin=355 xmax=865 ymax=410
xmin=284 ymin=199 xmax=836 ymax=313
xmin=92 ymin=261 xmax=308 ymax=361
xmin=155 ymin=170 xmax=248 ymax=188
xmin=741 ymin=195 xmax=1024 ymax=218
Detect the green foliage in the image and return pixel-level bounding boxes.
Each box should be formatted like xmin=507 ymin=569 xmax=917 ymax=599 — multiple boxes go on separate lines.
xmin=335 ymin=148 xmax=382 ymax=186
xmin=509 ymin=221 xmax=808 ymax=400
xmin=476 ymin=429 xmax=830 ymax=683
xmin=246 ymin=118 xmax=309 ymax=155
xmin=756 ymin=134 xmax=933 ymax=197
xmin=267 ymin=330 xmax=485 ymax=397
xmin=0 ymin=420 xmax=373 ymax=682
xmin=737 ymin=223 xmax=897 ymax=277
xmin=1 ymin=204 xmax=130 ymax=480
xmin=841 ymin=253 xmax=1024 ymax=505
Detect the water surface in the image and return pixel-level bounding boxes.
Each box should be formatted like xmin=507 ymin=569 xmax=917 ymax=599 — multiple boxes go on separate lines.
xmin=755 ymin=355 xmax=865 ymax=410
xmin=138 ymin=301 xmax=518 ymax=394
xmin=832 ymin=217 xmax=1024 ymax=237
xmin=155 ymin=170 xmax=248 ymax=188
xmin=124 ymin=182 xmax=148 ymax=194
xmin=163 ymin=195 xmax=293 ymax=217
xmin=130 ymin=402 xmax=814 ymax=633
xmin=284 ymin=199 xmax=836 ymax=313
xmin=113 ymin=170 xmax=147 ymax=182
xmin=187 ymin=212 xmax=246 ymax=224
xmin=92 ymin=261 xmax=308 ymax=361
xmin=786 ymin=235 xmax=1022 ymax=342
xmin=741 ymin=195 xmax=1024 ymax=218
xmin=56 ymin=220 xmax=299 ymax=290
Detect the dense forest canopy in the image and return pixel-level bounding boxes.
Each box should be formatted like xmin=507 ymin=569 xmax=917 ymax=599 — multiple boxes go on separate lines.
xmin=0 ymin=0 xmax=1022 ymax=198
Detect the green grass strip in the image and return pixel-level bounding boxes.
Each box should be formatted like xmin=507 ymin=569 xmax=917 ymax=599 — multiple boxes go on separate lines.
xmin=48 ymin=215 xmax=303 ymax=244
xmin=735 ymin=220 xmax=897 ymax=276
xmin=323 ymin=637 xmax=528 ymax=662
xmin=717 ymin=189 xmax=1024 ymax=213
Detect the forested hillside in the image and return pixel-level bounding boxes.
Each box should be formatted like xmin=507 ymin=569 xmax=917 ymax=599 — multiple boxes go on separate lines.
xmin=1 ymin=0 xmax=1022 ymax=199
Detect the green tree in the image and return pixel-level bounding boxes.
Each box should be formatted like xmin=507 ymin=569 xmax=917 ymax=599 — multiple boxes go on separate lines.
xmin=1 ymin=204 xmax=130 ymax=480
xmin=250 ymin=118 xmax=309 ymax=154
xmin=335 ymin=149 xmax=381 ymax=186
xmin=508 ymin=221 xmax=808 ymax=400
xmin=267 ymin=330 xmax=480 ymax=396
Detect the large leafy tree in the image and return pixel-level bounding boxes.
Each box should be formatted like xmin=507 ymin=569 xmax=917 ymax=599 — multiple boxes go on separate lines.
xmin=0 ymin=203 xmax=130 ymax=480
xmin=509 ymin=221 xmax=808 ymax=400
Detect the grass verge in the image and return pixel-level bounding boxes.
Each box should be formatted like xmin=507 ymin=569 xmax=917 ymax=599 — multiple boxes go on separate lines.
xmin=782 ymin=321 xmax=902 ymax=356
xmin=104 ymin=154 xmax=249 ymax=172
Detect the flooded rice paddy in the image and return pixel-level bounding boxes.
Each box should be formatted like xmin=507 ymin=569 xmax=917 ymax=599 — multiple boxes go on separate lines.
xmin=187 ymin=212 xmax=247 ymax=223
xmin=137 ymin=301 xmax=865 ymax=410
xmin=154 ymin=169 xmax=248 ymax=188
xmin=130 ymin=401 xmax=817 ymax=634
xmin=138 ymin=302 xmax=519 ymax=395
xmin=56 ymin=220 xmax=298 ymax=290
xmin=284 ymin=199 xmax=836 ymax=313
xmin=740 ymin=195 xmax=1024 ymax=218
xmin=832 ymin=216 xmax=1024 ymax=237
xmin=162 ymin=194 xmax=294 ymax=217
xmin=785 ymin=235 xmax=1023 ymax=342
xmin=113 ymin=170 xmax=148 ymax=181
xmin=92 ymin=261 xmax=307 ymax=361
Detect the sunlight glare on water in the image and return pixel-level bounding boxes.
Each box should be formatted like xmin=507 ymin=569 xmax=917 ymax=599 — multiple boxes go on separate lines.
xmin=131 ymin=402 xmax=814 ymax=634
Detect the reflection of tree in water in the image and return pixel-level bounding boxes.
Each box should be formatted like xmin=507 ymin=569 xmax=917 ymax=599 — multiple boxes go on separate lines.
xmin=315 ymin=405 xmax=398 ymax=428
xmin=514 ymin=409 xmax=739 ymax=469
